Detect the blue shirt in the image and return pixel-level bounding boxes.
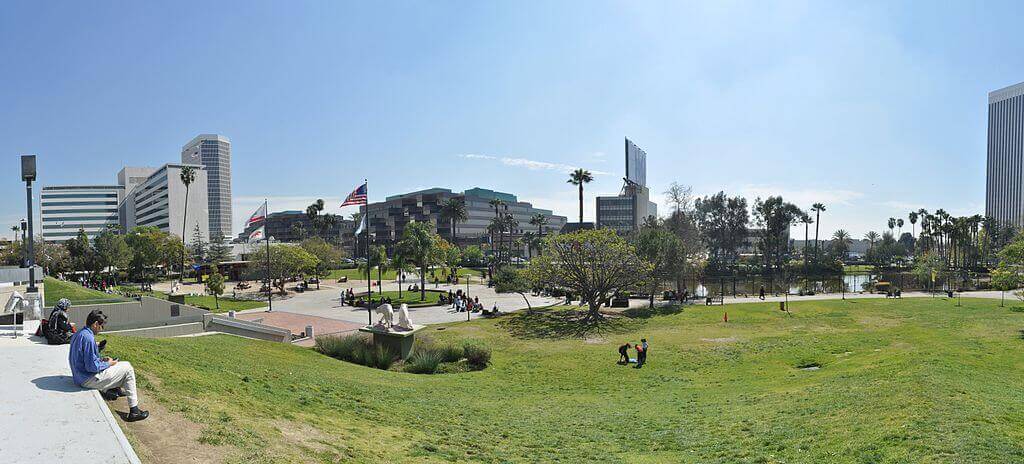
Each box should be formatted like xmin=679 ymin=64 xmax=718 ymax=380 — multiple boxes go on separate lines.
xmin=68 ymin=328 xmax=108 ymax=386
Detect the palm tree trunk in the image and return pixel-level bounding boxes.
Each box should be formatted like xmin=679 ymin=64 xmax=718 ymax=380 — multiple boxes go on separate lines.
xmin=578 ymin=184 xmax=584 ymax=223
xmin=180 ymin=185 xmax=190 ymax=282
xmin=813 ymin=210 xmax=821 ymax=265
xmin=420 ymin=266 xmax=426 ymax=301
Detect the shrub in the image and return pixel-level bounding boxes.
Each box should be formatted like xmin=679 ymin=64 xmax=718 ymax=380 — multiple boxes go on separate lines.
xmin=440 ymin=343 xmax=464 ymax=363
xmin=463 ymin=342 xmax=491 ymax=370
xmin=370 ymin=345 xmax=396 ymax=370
xmin=405 ymin=349 xmax=444 ymax=374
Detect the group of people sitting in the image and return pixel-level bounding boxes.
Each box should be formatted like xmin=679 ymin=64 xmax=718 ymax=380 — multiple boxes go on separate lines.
xmin=40 ymin=299 xmax=150 ymax=422
xmin=617 ymin=339 xmax=649 ymax=369
xmin=444 ymin=289 xmax=499 ymax=315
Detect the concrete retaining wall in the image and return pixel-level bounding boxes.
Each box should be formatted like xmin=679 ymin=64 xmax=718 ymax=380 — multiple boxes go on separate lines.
xmin=204 ymin=315 xmax=291 ymax=342
xmin=64 ymin=296 xmax=209 ymax=331
xmin=106 ymin=322 xmax=206 ymax=338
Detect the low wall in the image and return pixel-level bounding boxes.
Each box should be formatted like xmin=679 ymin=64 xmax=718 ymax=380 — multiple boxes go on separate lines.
xmin=106 ymin=322 xmax=206 ymax=338
xmin=204 ymin=314 xmax=291 ymax=342
xmin=64 ymin=296 xmax=209 ymax=331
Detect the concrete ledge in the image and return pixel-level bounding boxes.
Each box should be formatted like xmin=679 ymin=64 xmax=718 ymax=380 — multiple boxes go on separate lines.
xmin=205 ymin=314 xmax=291 ymax=342
xmin=106 ymin=322 xmax=206 ymax=338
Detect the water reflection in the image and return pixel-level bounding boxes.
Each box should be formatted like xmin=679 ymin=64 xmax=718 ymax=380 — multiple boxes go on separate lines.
xmin=684 ymin=272 xmax=951 ymax=297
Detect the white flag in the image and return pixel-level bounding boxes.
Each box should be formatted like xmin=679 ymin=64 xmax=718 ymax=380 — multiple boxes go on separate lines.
xmin=248 ymin=226 xmax=265 ymax=242
xmin=355 ymin=214 xmax=366 ymax=235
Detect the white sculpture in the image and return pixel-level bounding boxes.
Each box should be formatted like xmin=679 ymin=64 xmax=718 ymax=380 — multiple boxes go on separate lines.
xmin=373 ymin=303 xmax=394 ymax=329
xmin=396 ymin=303 xmax=413 ymax=330
xmin=170 ymin=282 xmax=181 ymax=295
xmin=3 ymin=291 xmax=24 ymax=314
xmin=2 ymin=291 xmax=41 ymax=320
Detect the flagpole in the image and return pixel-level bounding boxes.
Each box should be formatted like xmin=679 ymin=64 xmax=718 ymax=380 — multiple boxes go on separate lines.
xmin=265 ymin=199 xmax=273 ymax=312
xmin=365 ymin=179 xmax=371 ymax=326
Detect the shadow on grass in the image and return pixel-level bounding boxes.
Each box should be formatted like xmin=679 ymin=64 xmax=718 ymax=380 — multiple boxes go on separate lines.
xmin=498 ymin=307 xmax=635 ymax=339
xmin=621 ymin=304 xmax=686 ymax=319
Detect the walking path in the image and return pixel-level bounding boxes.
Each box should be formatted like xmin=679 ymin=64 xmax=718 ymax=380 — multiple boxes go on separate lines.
xmin=0 ymin=322 xmax=141 ymax=464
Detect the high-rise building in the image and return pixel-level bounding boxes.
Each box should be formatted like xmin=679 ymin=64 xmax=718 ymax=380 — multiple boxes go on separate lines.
xmin=986 ymin=81 xmax=1024 ymax=227
xmin=40 ymin=185 xmax=124 ymax=241
xmin=596 ymin=138 xmax=658 ymax=233
xmin=182 ymin=134 xmax=232 ymax=240
xmin=117 ymin=166 xmax=157 ymax=231
xmin=131 ymin=163 xmax=209 ymax=243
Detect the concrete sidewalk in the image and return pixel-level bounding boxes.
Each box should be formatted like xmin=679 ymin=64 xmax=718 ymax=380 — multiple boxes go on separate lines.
xmin=0 ymin=322 xmax=140 ymax=464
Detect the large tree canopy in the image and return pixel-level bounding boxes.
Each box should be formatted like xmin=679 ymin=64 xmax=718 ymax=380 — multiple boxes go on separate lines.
xmin=528 ymin=229 xmax=650 ymax=320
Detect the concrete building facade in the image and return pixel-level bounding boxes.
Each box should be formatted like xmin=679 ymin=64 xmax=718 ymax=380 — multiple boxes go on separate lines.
xmin=361 ymin=187 xmax=566 ymax=248
xmin=596 ymin=138 xmax=658 ymax=234
xmin=182 ymin=134 xmax=232 ymax=240
xmin=40 ymin=185 xmax=124 ymax=241
xmin=236 ymin=210 xmax=354 ymax=245
xmin=131 ymin=163 xmax=209 ymax=244
xmin=986 ymin=81 xmax=1024 ymax=227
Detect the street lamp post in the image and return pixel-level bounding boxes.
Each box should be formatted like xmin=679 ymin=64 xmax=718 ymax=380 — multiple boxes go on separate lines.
xmin=21 ymin=155 xmax=38 ymax=293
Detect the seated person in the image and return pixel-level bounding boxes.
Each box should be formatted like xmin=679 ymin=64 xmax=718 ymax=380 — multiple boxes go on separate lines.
xmin=69 ymin=310 xmax=149 ymax=422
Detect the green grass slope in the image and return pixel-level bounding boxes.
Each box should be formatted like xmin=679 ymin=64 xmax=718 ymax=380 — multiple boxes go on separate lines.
xmin=105 ymin=297 xmax=1024 ymax=463
xmin=44 ymin=277 xmax=128 ymax=305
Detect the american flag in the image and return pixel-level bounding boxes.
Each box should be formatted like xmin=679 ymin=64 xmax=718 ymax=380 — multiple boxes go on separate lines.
xmin=341 ymin=183 xmax=367 ymax=207
xmin=246 ymin=201 xmax=267 ymax=227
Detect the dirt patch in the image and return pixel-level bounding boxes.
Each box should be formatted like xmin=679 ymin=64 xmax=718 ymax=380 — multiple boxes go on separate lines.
xmin=273 ymin=419 xmax=333 ymax=454
xmin=701 ymin=337 xmax=738 ymax=343
xmin=857 ymin=315 xmax=902 ymax=329
xmin=584 ymin=337 xmax=607 ymax=344
xmin=110 ymin=390 xmax=232 ymax=464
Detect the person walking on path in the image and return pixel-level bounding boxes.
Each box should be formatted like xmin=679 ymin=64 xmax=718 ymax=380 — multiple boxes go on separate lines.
xmin=759 ymin=285 xmax=766 ymax=300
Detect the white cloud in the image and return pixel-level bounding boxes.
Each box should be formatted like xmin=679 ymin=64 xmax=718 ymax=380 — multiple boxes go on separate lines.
xmin=458 ymin=154 xmax=611 ymax=176
xmin=880 ymin=200 xmax=926 ymax=212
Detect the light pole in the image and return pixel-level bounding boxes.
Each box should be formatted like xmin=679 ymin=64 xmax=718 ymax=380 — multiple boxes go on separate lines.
xmin=21 ymin=155 xmax=38 ymax=293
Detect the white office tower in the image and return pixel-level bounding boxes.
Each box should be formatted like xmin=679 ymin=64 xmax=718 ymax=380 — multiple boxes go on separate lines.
xmin=40 ymin=185 xmax=124 ymax=241
xmin=182 ymin=134 xmax=232 ymax=240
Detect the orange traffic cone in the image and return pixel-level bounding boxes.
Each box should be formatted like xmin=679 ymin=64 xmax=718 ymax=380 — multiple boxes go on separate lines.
xmin=723 ymin=312 xmax=728 ymax=323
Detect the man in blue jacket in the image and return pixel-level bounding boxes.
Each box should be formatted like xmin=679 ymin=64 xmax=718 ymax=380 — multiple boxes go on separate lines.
xmin=69 ymin=308 xmax=148 ymax=422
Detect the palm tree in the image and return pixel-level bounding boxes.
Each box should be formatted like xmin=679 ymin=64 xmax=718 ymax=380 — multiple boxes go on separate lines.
xmin=522 ymin=231 xmax=535 ymax=260
xmin=908 ymin=211 xmax=919 ymax=239
xmin=864 ymin=231 xmax=879 ymax=251
xmin=800 ymin=212 xmax=813 ymax=269
xmin=827 ymin=228 xmax=851 ymax=260
xmin=896 ymin=218 xmax=904 ymax=238
xmin=811 ymin=203 xmax=826 ymax=264
xmin=529 ymin=213 xmax=549 ymax=238
xmin=567 ymin=168 xmax=594 ymax=224
xmin=488 ymin=199 xmax=505 ymax=266
xmin=178 ymin=166 xmax=197 ymax=282
xmin=440 ymin=198 xmax=468 ymax=245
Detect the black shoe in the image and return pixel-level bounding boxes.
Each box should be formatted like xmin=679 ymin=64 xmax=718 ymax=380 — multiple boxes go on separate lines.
xmin=125 ymin=409 xmax=149 ymax=422
xmin=110 ymin=388 xmax=127 ymax=397
xmin=100 ymin=389 xmax=119 ymax=401
xmin=98 ymin=340 xmax=107 ymax=352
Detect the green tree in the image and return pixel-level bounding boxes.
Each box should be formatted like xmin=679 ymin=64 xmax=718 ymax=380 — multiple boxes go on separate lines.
xmin=205 ymin=264 xmax=226 ymax=311
xmin=178 ymin=165 xmax=197 ymax=281
xmin=461 ymin=245 xmax=484 ymax=267
xmin=440 ymin=197 xmax=468 ymax=244
xmin=396 ymin=221 xmax=444 ymax=301
xmin=125 ymin=226 xmax=164 ymax=282
xmin=830 ymin=229 xmax=852 ymax=261
xmin=300 ymin=237 xmax=345 ymax=290
xmin=358 ymin=245 xmax=388 ymax=294
xmin=190 ymin=223 xmax=206 ymax=264
xmin=753 ymin=196 xmax=802 ymax=272
xmin=528 ymin=229 xmax=650 ymax=320
xmin=493 ymin=267 xmax=533 ymax=311
xmin=990 ymin=265 xmax=1018 ymax=307
xmin=693 ymin=192 xmax=749 ymax=270
xmin=206 ymin=234 xmax=233 ymax=265
xmin=66 ymin=229 xmax=99 ymax=280
xmin=94 ymin=229 xmax=133 ymax=280
xmin=811 ymin=203 xmax=826 ymax=264
xmin=912 ymin=251 xmax=946 ymax=292
xmin=633 ymin=223 xmax=682 ymax=308
xmin=567 ymin=168 xmax=594 ymax=224
xmin=250 ymin=244 xmax=319 ymax=294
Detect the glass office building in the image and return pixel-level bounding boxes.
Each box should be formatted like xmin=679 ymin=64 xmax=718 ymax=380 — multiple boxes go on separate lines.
xmin=986 ymin=81 xmax=1024 ymax=227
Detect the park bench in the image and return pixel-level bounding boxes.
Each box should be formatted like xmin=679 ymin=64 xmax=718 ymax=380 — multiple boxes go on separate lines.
xmin=705 ymin=295 xmax=723 ymax=306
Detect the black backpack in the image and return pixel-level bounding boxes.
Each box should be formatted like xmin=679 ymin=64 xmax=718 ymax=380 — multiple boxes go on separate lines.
xmin=45 ymin=308 xmax=72 ymax=345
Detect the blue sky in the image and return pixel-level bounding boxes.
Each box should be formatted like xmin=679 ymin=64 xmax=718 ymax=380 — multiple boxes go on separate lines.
xmin=2 ymin=1 xmax=1022 ymax=241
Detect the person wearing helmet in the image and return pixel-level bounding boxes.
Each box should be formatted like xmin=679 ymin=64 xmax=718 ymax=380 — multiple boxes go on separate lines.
xmin=69 ymin=309 xmax=148 ymax=422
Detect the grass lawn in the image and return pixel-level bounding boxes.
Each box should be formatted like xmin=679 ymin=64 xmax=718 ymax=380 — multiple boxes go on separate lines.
xmin=104 ymin=297 xmax=1024 ymax=463
xmin=358 ymin=289 xmax=443 ymax=307
xmin=43 ymin=277 xmax=128 ymax=306
xmin=112 ymin=285 xmax=266 ymax=313
xmin=326 ymin=267 xmax=484 ymax=282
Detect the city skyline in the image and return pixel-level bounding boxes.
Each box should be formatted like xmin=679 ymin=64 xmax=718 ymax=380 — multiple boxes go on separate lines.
xmin=5 ymin=1 xmax=1024 ymax=240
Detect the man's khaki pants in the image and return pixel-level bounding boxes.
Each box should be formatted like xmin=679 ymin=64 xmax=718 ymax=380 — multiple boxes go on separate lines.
xmin=83 ymin=361 xmax=138 ymax=408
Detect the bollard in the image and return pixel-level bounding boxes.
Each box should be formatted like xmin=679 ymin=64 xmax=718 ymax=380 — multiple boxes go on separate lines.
xmin=228 ymin=310 xmax=236 ymax=318
xmin=306 ymin=325 xmax=314 ymax=339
